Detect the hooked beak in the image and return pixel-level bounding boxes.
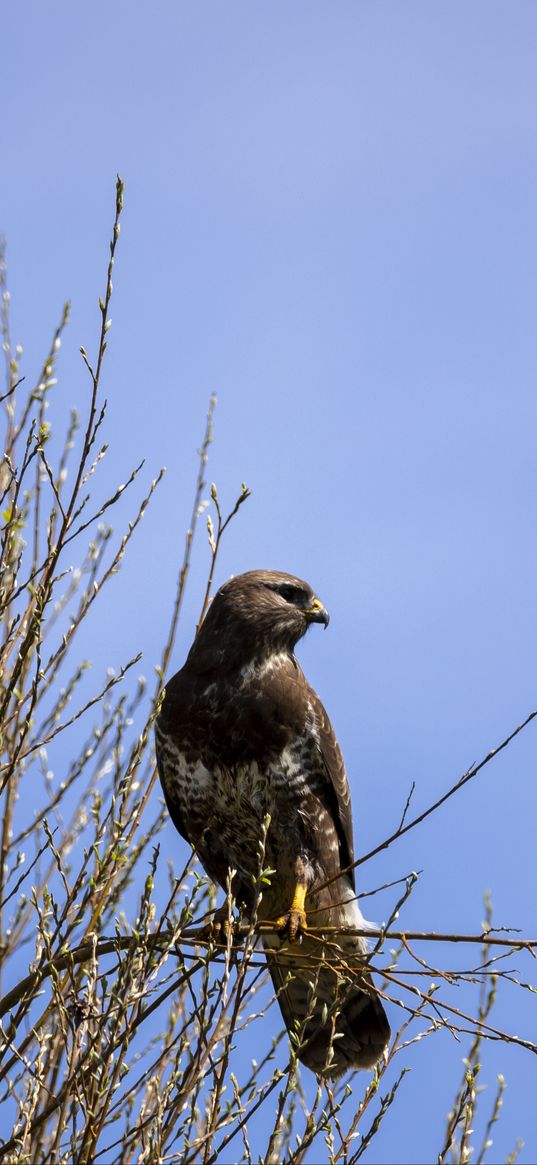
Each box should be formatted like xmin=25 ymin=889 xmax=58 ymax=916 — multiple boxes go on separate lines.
xmin=304 ymin=596 xmax=330 ymax=629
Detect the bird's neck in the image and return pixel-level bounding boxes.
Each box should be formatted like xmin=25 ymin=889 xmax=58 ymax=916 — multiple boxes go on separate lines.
xmin=188 ymin=626 xmax=295 ymax=677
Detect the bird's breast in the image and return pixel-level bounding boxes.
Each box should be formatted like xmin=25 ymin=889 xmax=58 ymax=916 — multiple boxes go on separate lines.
xmin=157 ymin=720 xmax=318 ymax=836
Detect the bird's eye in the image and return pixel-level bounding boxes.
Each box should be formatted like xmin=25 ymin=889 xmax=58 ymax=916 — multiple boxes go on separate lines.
xmin=278 ymin=584 xmax=302 ymax=604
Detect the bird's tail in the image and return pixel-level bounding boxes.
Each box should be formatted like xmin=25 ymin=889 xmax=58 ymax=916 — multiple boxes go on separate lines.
xmin=262 ymin=887 xmax=390 ymax=1077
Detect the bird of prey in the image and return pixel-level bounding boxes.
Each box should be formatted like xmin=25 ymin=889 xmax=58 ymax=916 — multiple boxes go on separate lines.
xmin=155 ymin=569 xmax=390 ymax=1076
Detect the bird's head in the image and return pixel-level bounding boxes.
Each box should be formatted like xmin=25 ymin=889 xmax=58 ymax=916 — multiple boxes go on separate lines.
xmin=193 ymin=569 xmax=329 ymax=664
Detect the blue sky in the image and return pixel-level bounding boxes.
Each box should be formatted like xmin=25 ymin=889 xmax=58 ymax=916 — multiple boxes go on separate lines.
xmin=3 ymin=4 xmax=537 ymax=1161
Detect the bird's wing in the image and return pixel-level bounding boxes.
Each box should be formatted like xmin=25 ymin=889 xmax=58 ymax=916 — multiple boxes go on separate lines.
xmin=154 ymin=718 xmax=192 ymax=845
xmin=264 ymin=656 xmax=356 ymax=889
xmin=305 ymin=680 xmax=356 ymax=889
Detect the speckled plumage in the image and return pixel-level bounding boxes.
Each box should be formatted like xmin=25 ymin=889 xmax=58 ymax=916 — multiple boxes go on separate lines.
xmin=156 ymin=569 xmax=390 ymax=1076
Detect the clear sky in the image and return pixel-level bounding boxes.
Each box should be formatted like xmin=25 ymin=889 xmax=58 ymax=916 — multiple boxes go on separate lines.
xmin=3 ymin=4 xmax=537 ymax=1161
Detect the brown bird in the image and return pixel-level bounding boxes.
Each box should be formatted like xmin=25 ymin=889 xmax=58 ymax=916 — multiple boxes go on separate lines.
xmin=155 ymin=569 xmax=390 ymax=1076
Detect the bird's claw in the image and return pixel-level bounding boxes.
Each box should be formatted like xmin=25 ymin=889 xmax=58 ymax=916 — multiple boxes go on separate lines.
xmin=201 ymin=906 xmax=236 ymax=945
xmin=275 ymin=906 xmax=308 ymax=943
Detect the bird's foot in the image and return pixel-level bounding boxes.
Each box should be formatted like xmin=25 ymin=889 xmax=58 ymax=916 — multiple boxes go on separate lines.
xmin=201 ymin=904 xmax=237 ymax=945
xmin=275 ymin=881 xmax=309 ymax=942
xmin=275 ymin=904 xmax=308 ymax=943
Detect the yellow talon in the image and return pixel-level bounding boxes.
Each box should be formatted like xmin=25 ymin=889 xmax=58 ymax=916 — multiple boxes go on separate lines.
xmin=275 ymin=882 xmax=308 ymax=942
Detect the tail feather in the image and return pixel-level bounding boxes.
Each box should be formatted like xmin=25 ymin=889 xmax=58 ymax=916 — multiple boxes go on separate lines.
xmin=262 ymin=888 xmax=390 ymax=1077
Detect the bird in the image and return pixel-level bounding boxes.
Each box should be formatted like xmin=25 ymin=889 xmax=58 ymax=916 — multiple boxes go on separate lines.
xmin=155 ymin=569 xmax=390 ymax=1077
